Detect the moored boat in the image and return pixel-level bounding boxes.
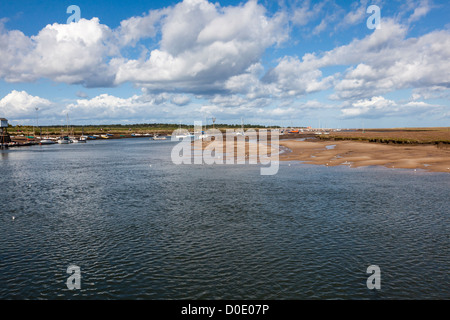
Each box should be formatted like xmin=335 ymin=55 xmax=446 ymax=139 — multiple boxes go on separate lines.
xmin=39 ymin=139 xmax=56 ymax=145
xmin=57 ymin=136 xmax=72 ymax=144
xmin=152 ymin=135 xmax=167 ymax=140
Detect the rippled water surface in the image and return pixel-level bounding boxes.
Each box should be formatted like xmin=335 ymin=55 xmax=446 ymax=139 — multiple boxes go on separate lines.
xmin=0 ymin=138 xmax=449 ymax=299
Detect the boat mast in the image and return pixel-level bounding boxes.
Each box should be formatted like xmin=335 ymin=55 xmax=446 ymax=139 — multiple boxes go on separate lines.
xmin=66 ymin=113 xmax=69 ymax=136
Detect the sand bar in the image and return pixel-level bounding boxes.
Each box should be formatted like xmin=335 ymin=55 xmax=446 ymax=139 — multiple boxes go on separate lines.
xmin=279 ymin=139 xmax=450 ymax=173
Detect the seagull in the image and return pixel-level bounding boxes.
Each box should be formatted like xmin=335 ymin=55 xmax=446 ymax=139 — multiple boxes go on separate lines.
xmin=12 ymin=216 xmax=15 ymax=221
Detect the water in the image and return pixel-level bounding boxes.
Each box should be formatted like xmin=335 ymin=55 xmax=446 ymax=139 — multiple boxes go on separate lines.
xmin=0 ymin=138 xmax=449 ymax=299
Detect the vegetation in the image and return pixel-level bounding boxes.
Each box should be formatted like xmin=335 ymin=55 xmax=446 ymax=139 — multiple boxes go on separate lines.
xmin=10 ymin=123 xmax=280 ymax=136
xmin=318 ymin=128 xmax=450 ymax=145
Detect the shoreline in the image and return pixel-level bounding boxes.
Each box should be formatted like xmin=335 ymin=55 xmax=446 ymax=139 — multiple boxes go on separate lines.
xmin=279 ymin=139 xmax=450 ymax=173
xmin=4 ymin=135 xmax=450 ymax=174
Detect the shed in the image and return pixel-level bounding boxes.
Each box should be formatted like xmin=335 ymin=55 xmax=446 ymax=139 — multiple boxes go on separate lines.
xmin=0 ymin=118 xmax=8 ymax=128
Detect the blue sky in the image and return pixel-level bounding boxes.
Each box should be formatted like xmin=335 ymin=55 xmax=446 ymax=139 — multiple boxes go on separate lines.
xmin=0 ymin=0 xmax=449 ymax=128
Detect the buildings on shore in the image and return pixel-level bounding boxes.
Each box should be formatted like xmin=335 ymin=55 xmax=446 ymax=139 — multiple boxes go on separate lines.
xmin=1 ymin=118 xmax=11 ymax=149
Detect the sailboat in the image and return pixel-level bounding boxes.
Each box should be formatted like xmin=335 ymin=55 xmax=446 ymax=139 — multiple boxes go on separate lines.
xmin=73 ymin=127 xmax=87 ymax=143
xmin=57 ymin=113 xmax=74 ymax=144
xmin=39 ymin=139 xmax=56 ymax=145
xmin=39 ymin=128 xmax=56 ymax=145
xmin=152 ymin=135 xmax=167 ymax=140
xmin=236 ymin=118 xmax=245 ymax=136
xmin=175 ymin=122 xmax=194 ymax=139
xmin=57 ymin=136 xmax=71 ymax=144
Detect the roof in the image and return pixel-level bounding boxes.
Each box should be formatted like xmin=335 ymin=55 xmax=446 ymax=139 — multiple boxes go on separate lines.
xmin=0 ymin=118 xmax=8 ymax=121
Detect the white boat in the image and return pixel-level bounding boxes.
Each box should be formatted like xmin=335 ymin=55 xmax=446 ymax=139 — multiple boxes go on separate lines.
xmin=57 ymin=136 xmax=72 ymax=144
xmin=71 ymin=136 xmax=87 ymax=143
xmin=152 ymin=135 xmax=167 ymax=140
xmin=39 ymin=139 xmax=56 ymax=145
xmin=235 ymin=118 xmax=245 ymax=136
xmin=175 ymin=133 xmax=195 ymax=139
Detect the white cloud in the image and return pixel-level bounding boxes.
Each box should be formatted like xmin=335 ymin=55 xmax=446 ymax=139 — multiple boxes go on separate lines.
xmin=277 ymin=19 xmax=450 ymax=101
xmin=0 ymin=90 xmax=54 ymax=119
xmin=115 ymin=9 xmax=168 ymax=47
xmin=290 ymin=0 xmax=328 ymax=27
xmin=113 ymin=0 xmax=287 ymax=92
xmin=0 ymin=1 xmax=448 ymax=126
xmin=412 ymin=86 xmax=450 ymax=100
xmin=339 ymin=0 xmax=370 ymax=28
xmin=341 ymin=96 xmax=441 ymax=119
xmin=0 ymin=18 xmax=116 ymax=87
xmin=0 ymin=22 xmax=34 ymax=82
xmin=61 ymin=92 xmax=200 ymax=123
xmin=408 ymin=0 xmax=432 ymax=23
xmin=171 ymin=95 xmax=191 ymax=106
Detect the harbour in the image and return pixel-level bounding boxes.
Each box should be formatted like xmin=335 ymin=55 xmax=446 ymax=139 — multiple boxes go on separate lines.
xmin=0 ymin=137 xmax=449 ymax=299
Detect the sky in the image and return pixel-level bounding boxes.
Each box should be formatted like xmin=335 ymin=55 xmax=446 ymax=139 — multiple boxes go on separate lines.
xmin=0 ymin=0 xmax=449 ymax=128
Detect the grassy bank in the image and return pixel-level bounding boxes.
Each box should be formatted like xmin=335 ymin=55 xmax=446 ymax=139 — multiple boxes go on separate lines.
xmin=318 ymin=128 xmax=450 ymax=145
xmin=9 ymin=123 xmax=279 ymax=137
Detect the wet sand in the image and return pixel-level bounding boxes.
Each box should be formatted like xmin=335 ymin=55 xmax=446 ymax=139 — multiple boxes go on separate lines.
xmin=279 ymin=140 xmax=450 ymax=173
xmin=196 ymin=139 xmax=279 ymax=163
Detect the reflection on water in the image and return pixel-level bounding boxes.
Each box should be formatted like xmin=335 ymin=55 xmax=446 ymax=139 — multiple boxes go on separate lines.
xmin=0 ymin=138 xmax=449 ymax=299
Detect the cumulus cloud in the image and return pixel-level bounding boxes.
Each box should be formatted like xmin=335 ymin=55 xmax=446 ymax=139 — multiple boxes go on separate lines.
xmin=217 ymin=19 xmax=450 ymax=103
xmin=269 ymin=19 xmax=450 ymax=101
xmin=262 ymin=56 xmax=335 ymax=97
xmin=115 ymin=9 xmax=168 ymax=47
xmin=331 ymin=25 xmax=450 ymax=100
xmin=171 ymin=95 xmax=191 ymax=106
xmin=0 ymin=18 xmax=116 ymax=87
xmin=341 ymin=96 xmax=441 ymax=119
xmin=61 ymin=92 xmax=200 ymax=122
xmin=0 ymin=0 xmax=448 ymax=126
xmin=0 ymin=22 xmax=34 ymax=82
xmin=0 ymin=90 xmax=54 ymax=119
xmin=113 ymin=0 xmax=287 ymax=92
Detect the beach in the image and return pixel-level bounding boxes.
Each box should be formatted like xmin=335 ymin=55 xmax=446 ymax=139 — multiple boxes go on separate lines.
xmin=279 ymin=139 xmax=450 ymax=173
